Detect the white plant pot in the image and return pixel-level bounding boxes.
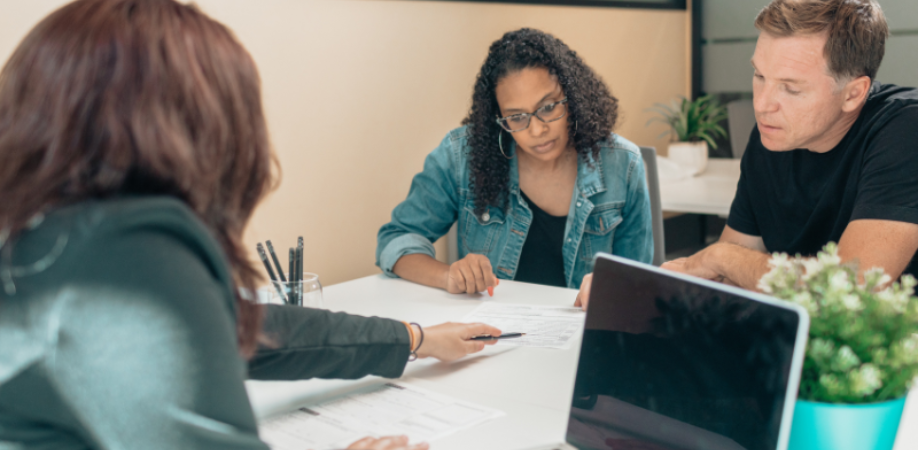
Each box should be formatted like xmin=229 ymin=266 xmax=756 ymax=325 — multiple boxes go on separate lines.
xmin=668 ymin=141 xmax=708 ymax=176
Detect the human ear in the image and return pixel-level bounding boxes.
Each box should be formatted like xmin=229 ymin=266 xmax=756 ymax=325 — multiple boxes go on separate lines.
xmin=841 ymin=76 xmax=871 ymax=113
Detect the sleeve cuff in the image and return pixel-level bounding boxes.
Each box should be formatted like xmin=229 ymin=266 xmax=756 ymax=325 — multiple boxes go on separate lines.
xmin=726 ymin=215 xmax=760 ymax=237
xmin=851 ymin=204 xmax=918 ymax=224
xmin=378 ymin=233 xmax=437 ymax=277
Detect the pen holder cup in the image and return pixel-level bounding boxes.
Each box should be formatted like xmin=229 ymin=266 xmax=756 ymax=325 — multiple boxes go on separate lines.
xmin=268 ymin=274 xmax=323 ymax=308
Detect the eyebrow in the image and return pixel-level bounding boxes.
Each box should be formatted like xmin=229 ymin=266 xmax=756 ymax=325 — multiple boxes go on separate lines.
xmin=503 ymin=90 xmax=561 ymax=114
xmin=751 ymin=60 xmax=806 ymax=84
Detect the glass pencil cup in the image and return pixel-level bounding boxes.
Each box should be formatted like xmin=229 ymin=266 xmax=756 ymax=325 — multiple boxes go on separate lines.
xmin=269 ymin=273 xmax=323 ymax=308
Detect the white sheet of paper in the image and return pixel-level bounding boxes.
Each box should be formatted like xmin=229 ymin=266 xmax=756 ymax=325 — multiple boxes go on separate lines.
xmin=462 ymin=303 xmax=586 ymax=349
xmin=259 ymin=382 xmax=504 ymax=450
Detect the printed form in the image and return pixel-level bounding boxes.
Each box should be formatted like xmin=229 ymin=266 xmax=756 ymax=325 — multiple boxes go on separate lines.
xmin=259 ymin=382 xmax=503 ymax=450
xmin=462 ymin=303 xmax=586 ymax=349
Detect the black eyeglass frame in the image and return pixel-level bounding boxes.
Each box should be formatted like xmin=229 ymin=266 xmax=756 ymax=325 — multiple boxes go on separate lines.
xmin=495 ymin=98 xmax=569 ymax=133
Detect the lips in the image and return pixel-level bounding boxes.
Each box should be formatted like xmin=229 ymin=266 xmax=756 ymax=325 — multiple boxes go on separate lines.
xmin=531 ymin=139 xmax=556 ymax=152
xmin=759 ymin=123 xmax=781 ymax=133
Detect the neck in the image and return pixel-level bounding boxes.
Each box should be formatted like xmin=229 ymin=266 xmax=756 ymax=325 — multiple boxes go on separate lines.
xmin=517 ymin=147 xmax=577 ymax=173
xmin=807 ymin=103 xmax=865 ymax=153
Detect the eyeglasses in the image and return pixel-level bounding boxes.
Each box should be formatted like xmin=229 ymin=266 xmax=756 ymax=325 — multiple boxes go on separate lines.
xmin=495 ymin=98 xmax=568 ymax=132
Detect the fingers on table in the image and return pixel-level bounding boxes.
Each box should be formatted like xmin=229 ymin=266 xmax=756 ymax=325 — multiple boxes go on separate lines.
xmin=479 ymin=257 xmax=498 ymax=287
xmin=470 ymin=261 xmax=488 ymax=293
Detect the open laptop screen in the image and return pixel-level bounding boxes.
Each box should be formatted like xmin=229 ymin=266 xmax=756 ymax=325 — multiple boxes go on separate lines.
xmin=566 ymin=255 xmax=804 ymax=450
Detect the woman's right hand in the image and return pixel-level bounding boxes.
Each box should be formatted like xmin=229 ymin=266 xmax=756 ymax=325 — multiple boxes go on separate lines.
xmin=415 ymin=322 xmax=502 ymax=362
xmin=574 ymin=273 xmax=592 ymax=311
xmin=346 ymin=435 xmax=428 ymax=450
xmin=446 ymin=253 xmax=498 ymax=294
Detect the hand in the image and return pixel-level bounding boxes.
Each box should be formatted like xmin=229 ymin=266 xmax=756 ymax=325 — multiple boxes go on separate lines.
xmin=446 ymin=253 xmax=498 ymax=294
xmin=415 ymin=322 xmax=502 ymax=362
xmin=574 ymin=273 xmax=592 ymax=311
xmin=346 ymin=435 xmax=428 ymax=450
xmin=660 ymin=251 xmax=722 ymax=281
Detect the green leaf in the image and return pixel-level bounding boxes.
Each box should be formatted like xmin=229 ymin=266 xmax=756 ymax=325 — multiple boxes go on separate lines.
xmin=645 ymin=95 xmax=729 ymax=144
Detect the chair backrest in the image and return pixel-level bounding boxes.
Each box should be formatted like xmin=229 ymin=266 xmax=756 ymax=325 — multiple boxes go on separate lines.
xmin=727 ymin=99 xmax=755 ymax=160
xmin=447 ymin=147 xmax=666 ymax=267
xmin=639 ymin=146 xmax=666 ymax=266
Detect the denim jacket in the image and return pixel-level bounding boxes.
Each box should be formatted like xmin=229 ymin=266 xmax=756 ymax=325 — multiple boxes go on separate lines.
xmin=376 ymin=126 xmax=653 ymax=289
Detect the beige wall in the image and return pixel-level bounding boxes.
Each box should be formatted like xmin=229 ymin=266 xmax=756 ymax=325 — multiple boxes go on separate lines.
xmin=0 ymin=0 xmax=689 ymax=286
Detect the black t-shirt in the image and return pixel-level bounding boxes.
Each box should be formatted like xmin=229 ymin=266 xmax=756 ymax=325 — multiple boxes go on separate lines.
xmin=515 ymin=190 xmax=568 ymax=287
xmin=728 ymin=83 xmax=918 ymax=277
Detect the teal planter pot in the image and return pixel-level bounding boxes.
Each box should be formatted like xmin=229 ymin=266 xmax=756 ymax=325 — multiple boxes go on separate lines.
xmin=788 ymin=397 xmax=906 ymax=450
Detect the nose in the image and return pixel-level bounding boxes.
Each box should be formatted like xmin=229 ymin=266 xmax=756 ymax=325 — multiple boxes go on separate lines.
xmin=528 ymin=115 xmax=549 ymax=138
xmin=753 ymin=83 xmax=779 ymax=117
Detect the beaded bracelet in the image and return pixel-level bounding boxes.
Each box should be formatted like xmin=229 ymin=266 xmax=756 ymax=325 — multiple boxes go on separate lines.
xmin=408 ymin=322 xmax=424 ymax=361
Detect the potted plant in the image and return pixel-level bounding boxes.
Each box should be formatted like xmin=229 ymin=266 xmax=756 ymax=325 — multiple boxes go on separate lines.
xmin=758 ymin=243 xmax=918 ymax=450
xmin=648 ymin=95 xmax=728 ymax=175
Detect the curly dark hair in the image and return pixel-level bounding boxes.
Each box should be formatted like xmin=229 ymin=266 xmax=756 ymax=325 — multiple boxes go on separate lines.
xmin=462 ymin=28 xmax=619 ymax=216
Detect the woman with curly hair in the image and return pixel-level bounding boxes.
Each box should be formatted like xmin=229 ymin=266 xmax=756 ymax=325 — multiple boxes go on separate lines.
xmin=377 ymin=28 xmax=653 ymax=303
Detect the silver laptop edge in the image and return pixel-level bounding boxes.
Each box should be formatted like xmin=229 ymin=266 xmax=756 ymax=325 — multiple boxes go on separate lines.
xmin=529 ymin=253 xmax=810 ymax=450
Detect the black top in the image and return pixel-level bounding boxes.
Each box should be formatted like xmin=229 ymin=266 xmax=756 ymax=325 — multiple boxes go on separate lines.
xmin=515 ymin=190 xmax=568 ymax=287
xmin=0 ymin=197 xmax=410 ymax=449
xmin=728 ymin=83 xmax=918 ymax=277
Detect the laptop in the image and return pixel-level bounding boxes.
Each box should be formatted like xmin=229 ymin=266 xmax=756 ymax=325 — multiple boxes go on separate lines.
xmin=528 ymin=253 xmax=809 ymax=450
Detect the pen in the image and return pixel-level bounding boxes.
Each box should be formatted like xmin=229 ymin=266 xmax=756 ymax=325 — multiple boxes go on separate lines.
xmin=288 ymin=247 xmax=295 ymax=300
xmin=266 ymin=240 xmax=286 ymax=282
xmin=470 ymin=332 xmax=525 ymax=341
xmin=297 ymin=237 xmax=304 ymax=305
xmin=257 ymin=243 xmax=289 ymax=304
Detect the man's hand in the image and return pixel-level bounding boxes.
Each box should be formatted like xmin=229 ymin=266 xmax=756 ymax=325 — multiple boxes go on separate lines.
xmin=660 ymin=251 xmax=722 ymax=282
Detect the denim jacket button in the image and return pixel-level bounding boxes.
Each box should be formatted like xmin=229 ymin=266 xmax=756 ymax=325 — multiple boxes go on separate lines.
xmin=576 ymin=202 xmax=582 ymax=207
xmin=482 ymin=212 xmax=490 ymax=222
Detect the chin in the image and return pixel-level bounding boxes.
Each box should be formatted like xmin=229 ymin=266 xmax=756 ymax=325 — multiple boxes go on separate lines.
xmin=759 ymin=135 xmax=795 ymax=152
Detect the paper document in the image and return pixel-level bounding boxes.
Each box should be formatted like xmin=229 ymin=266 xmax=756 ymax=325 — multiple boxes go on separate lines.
xmin=462 ymin=303 xmax=585 ymax=349
xmin=259 ymin=382 xmax=504 ymax=450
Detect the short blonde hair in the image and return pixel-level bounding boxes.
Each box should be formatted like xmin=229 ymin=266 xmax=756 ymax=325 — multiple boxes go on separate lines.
xmin=755 ymin=0 xmax=889 ymax=81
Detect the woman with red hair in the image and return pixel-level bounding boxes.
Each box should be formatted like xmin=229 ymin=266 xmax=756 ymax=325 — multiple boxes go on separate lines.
xmin=0 ymin=1 xmax=498 ymax=449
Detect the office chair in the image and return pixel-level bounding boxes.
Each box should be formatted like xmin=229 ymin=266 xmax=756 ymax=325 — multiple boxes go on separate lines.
xmin=640 ymin=146 xmax=666 ymax=266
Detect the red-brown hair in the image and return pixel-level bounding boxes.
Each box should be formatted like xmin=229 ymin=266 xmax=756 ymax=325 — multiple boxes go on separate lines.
xmin=0 ymin=0 xmax=276 ymax=356
xmin=755 ymin=0 xmax=889 ymax=82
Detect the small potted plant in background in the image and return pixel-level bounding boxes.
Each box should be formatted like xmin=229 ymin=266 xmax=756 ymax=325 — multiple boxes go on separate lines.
xmin=648 ymin=95 xmax=728 ymax=176
xmin=759 ymin=243 xmax=918 ymax=450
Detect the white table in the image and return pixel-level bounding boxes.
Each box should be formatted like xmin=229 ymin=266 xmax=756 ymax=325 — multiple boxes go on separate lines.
xmin=248 ymin=276 xmax=581 ymax=450
xmin=660 ymin=158 xmax=741 ymax=217
xmin=247 ymin=275 xmax=918 ymax=450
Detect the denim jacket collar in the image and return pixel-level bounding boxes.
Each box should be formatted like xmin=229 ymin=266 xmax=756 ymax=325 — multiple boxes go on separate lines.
xmin=576 ymin=149 xmax=606 ymax=198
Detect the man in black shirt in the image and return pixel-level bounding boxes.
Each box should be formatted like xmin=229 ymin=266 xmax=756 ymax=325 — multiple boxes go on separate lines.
xmin=663 ymin=0 xmax=918 ymax=290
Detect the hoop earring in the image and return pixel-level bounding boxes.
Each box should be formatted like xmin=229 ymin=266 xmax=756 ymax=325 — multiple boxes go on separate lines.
xmin=498 ymin=132 xmax=513 ymax=160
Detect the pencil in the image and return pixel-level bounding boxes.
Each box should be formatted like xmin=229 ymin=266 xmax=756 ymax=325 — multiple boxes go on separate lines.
xmin=297 ymin=237 xmax=304 ymax=305
xmin=266 ymin=240 xmax=286 ymax=282
xmin=257 ymin=243 xmax=288 ymax=304
xmin=288 ymin=247 xmax=295 ymax=301
xmin=295 ymin=246 xmax=303 ymax=306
